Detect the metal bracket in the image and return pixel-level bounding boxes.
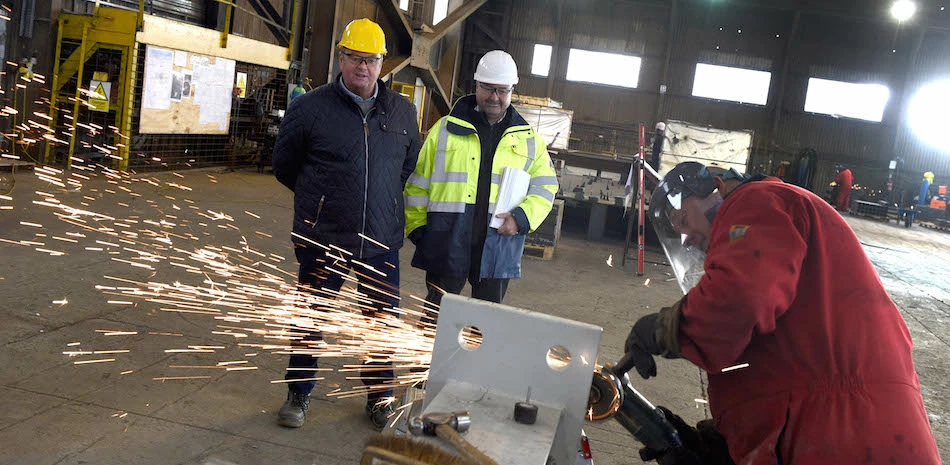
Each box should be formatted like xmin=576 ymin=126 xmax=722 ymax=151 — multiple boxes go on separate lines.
xmin=424 ymin=295 xmax=603 ymax=465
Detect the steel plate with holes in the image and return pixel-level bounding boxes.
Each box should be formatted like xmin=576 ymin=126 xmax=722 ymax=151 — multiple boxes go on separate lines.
xmin=424 ymin=294 xmax=603 ymax=465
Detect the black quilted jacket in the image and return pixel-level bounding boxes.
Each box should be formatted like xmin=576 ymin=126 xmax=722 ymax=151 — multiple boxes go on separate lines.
xmin=273 ymin=76 xmax=421 ymax=258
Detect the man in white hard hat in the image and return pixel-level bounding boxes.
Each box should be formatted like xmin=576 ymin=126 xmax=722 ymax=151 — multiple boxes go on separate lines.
xmin=404 ymin=50 xmax=559 ymax=326
xmin=272 ymin=18 xmax=421 ymax=430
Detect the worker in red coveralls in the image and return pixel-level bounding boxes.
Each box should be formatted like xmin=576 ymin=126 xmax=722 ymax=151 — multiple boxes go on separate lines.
xmin=622 ymin=162 xmax=940 ymax=465
xmin=834 ymin=165 xmax=853 ymax=211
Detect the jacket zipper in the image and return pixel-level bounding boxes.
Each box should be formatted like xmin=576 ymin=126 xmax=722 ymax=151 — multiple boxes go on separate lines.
xmin=311 ymin=195 xmax=324 ymax=229
xmin=360 ymin=107 xmax=375 ymax=258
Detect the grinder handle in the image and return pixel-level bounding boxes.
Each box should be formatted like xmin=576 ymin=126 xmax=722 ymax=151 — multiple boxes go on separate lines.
xmin=614 ymin=352 xmax=637 ymax=376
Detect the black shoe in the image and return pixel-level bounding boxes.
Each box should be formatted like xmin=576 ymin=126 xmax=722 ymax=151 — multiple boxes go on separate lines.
xmin=366 ymin=402 xmax=395 ymax=430
xmin=277 ymin=391 xmax=310 ymax=428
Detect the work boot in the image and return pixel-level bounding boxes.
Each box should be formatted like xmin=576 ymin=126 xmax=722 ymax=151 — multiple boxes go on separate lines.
xmin=277 ymin=391 xmax=310 ymax=428
xmin=366 ymin=401 xmax=395 ymax=430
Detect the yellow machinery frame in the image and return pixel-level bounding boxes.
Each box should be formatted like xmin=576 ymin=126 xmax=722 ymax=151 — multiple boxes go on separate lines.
xmin=43 ymin=1 xmax=297 ymax=171
xmin=43 ymin=5 xmax=139 ymax=171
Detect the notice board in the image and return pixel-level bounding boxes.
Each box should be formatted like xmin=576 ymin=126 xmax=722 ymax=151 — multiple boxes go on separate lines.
xmin=139 ymin=45 xmax=236 ymax=134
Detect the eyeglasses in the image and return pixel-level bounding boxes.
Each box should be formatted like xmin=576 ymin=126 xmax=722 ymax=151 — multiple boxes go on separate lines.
xmin=340 ymin=51 xmax=382 ymax=67
xmin=477 ymin=82 xmax=513 ymax=96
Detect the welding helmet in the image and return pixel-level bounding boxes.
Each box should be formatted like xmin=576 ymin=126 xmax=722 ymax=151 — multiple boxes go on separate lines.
xmin=649 ymin=162 xmax=722 ymax=294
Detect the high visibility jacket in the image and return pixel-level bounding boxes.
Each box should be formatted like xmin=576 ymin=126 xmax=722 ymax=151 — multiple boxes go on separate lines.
xmin=405 ymin=100 xmax=558 ymax=279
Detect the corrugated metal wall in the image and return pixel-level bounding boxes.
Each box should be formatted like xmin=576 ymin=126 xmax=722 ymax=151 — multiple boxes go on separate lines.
xmin=460 ymin=0 xmax=950 ymax=199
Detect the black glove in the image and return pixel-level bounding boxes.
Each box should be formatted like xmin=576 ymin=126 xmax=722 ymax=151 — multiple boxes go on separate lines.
xmin=624 ymin=313 xmax=662 ymax=379
xmin=640 ymin=406 xmax=734 ymax=465
xmin=408 ymin=226 xmax=427 ymax=246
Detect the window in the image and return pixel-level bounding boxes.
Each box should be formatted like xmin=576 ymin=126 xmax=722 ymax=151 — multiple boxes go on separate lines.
xmin=566 ymin=49 xmax=641 ymax=88
xmin=532 ymin=44 xmax=553 ymax=77
xmin=433 ymin=0 xmax=449 ymax=24
xmin=691 ymin=63 xmax=772 ymax=105
xmin=804 ymin=78 xmax=890 ymax=122
xmin=399 ymin=0 xmax=408 ymax=10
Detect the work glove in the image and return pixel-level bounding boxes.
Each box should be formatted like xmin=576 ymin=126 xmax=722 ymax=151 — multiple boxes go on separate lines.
xmin=624 ymin=313 xmax=661 ymax=379
xmin=622 ymin=297 xmax=686 ymax=379
xmin=640 ymin=406 xmax=734 ymax=465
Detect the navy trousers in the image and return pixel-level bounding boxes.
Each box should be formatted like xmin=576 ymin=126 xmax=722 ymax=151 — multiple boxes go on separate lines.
xmin=285 ymin=245 xmax=399 ymax=403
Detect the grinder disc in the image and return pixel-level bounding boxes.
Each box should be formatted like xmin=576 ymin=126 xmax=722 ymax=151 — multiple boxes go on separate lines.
xmin=587 ymin=368 xmax=622 ymax=421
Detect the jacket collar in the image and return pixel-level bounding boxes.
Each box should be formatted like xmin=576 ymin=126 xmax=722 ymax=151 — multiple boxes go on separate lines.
xmin=446 ymin=95 xmax=528 ymax=136
xmin=332 ymin=73 xmax=390 ymax=114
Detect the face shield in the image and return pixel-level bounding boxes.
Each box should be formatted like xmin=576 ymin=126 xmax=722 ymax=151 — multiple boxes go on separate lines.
xmin=649 ymin=163 xmax=720 ymax=294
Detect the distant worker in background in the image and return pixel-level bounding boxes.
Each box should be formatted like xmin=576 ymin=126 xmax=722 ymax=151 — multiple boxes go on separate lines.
xmin=919 ymin=171 xmax=935 ymax=206
xmin=834 ymin=165 xmax=853 ymax=211
xmin=621 ymin=162 xmax=940 ymax=465
xmin=272 ymin=18 xmax=421 ymax=430
xmin=404 ymin=50 xmax=558 ymax=325
xmin=651 ymin=121 xmax=666 ymax=170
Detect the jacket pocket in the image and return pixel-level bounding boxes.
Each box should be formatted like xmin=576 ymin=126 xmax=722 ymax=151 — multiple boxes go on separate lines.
xmin=311 ymin=195 xmax=325 ymax=230
xmin=715 ymin=392 xmax=789 ymax=465
xmin=379 ymin=119 xmax=411 ymax=151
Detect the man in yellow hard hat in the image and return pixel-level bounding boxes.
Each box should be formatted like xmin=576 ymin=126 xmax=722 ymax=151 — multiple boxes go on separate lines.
xmin=272 ymin=18 xmax=421 ymax=430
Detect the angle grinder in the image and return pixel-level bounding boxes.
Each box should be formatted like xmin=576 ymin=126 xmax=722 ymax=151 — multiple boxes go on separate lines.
xmin=587 ymin=352 xmax=682 ymax=460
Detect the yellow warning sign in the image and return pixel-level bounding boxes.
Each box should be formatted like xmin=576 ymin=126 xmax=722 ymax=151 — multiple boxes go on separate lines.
xmin=93 ymin=71 xmax=108 ymax=81
xmin=236 ymin=72 xmax=247 ymax=99
xmin=89 ymin=80 xmax=111 ymax=112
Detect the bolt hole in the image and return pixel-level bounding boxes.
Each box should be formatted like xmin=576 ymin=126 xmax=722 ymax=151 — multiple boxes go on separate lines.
xmin=546 ymin=345 xmax=572 ymax=371
xmin=458 ymin=325 xmax=483 ymax=351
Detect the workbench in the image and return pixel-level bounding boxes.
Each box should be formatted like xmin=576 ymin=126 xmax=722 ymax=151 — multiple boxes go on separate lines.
xmin=552 ymin=149 xmax=634 ymax=242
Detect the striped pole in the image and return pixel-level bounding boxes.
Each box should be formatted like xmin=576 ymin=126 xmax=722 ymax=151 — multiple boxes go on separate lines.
xmin=637 ymin=123 xmax=646 ymax=276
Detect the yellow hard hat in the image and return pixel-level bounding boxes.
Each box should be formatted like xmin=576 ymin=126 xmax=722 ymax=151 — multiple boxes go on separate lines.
xmin=924 ymin=171 xmax=935 ymax=183
xmin=337 ymin=19 xmax=387 ymax=55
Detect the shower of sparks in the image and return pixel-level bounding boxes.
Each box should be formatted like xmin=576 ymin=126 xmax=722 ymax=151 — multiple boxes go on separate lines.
xmin=0 ymin=80 xmax=438 ymax=402
xmin=721 ymin=363 xmax=750 ymax=373
xmin=74 ymin=358 xmax=116 ymax=365
xmin=153 ymin=376 xmax=212 ymax=381
xmin=606 ymin=254 xmax=613 ymax=267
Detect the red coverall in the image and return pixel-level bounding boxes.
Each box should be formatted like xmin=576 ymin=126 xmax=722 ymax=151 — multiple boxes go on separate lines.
xmin=835 ymin=169 xmax=853 ymax=211
xmin=678 ymin=178 xmax=939 ymax=465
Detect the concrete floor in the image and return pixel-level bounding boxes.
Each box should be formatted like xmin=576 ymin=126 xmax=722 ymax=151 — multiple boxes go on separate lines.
xmin=0 ymin=167 xmax=946 ymax=465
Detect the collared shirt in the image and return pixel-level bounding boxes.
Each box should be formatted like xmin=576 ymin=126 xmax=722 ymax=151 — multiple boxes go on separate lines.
xmin=339 ymin=75 xmax=377 ymax=116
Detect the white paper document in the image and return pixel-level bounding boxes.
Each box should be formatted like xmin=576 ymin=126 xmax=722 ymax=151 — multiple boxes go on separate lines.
xmin=142 ymin=46 xmax=174 ymax=110
xmin=490 ymin=167 xmax=531 ymax=229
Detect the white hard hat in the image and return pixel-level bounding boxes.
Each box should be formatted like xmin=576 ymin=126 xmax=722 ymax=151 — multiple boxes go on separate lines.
xmin=474 ymin=50 xmax=519 ymax=86
xmin=655 ymin=122 xmax=666 ymax=131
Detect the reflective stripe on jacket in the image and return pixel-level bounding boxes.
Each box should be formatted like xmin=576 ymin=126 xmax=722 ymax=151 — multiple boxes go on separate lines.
xmin=405 ymin=100 xmax=558 ymax=279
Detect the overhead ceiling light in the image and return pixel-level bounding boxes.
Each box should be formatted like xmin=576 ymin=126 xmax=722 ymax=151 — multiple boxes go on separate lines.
xmin=891 ymin=0 xmax=917 ymax=22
